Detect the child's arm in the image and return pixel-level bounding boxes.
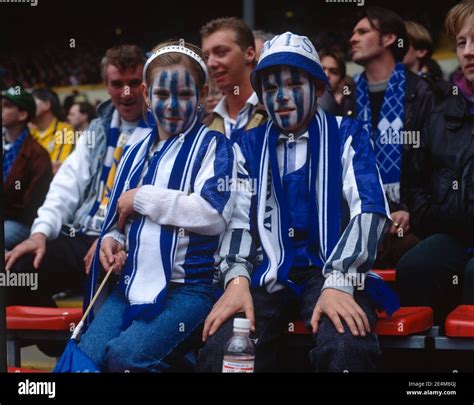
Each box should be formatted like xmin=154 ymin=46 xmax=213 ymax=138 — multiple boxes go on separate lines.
xmin=133 ymin=134 xmax=236 ymax=236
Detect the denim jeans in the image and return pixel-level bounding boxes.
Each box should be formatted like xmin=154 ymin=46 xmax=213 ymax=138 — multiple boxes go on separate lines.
xmin=4 ymin=219 xmax=30 ymax=251
xmin=79 ymin=282 xmax=221 ymax=372
xmin=197 ymin=267 xmax=380 ymax=372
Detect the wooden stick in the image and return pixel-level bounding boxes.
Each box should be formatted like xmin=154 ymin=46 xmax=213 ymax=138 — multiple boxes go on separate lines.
xmin=71 ymin=265 xmax=116 ymax=339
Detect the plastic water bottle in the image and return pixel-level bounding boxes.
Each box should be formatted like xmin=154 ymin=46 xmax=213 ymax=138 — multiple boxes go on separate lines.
xmin=222 ymin=318 xmax=255 ymax=373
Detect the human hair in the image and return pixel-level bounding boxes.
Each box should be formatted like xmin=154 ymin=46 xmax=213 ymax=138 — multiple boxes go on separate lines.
xmin=405 ymin=21 xmax=433 ymax=60
xmin=420 ymin=58 xmax=444 ymax=82
xmin=445 ymin=0 xmax=474 ymax=38
xmin=200 ymin=17 xmax=255 ymax=52
xmin=32 ymin=88 xmax=63 ymax=119
xmin=100 ymin=44 xmax=146 ymax=83
xmin=144 ymin=40 xmax=207 ymax=91
xmin=253 ymin=30 xmax=275 ymax=43
xmin=74 ymin=101 xmax=97 ymax=123
xmin=363 ymin=6 xmax=409 ymax=62
xmin=319 ymin=49 xmax=347 ymax=80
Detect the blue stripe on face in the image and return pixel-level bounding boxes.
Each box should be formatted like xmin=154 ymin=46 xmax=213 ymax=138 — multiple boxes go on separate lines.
xmin=275 ymin=70 xmax=284 ymax=105
xmin=159 ymin=70 xmax=168 ymax=87
xmin=262 ymin=73 xmax=278 ymax=124
xmin=170 ymin=71 xmax=179 ymax=113
xmin=185 ymin=71 xmax=191 ymax=88
xmin=169 ymin=71 xmax=180 ymax=133
xmin=291 ymin=67 xmax=304 ymax=124
xmin=274 ymin=70 xmax=289 ymax=128
xmin=154 ymin=71 xmax=168 ymax=129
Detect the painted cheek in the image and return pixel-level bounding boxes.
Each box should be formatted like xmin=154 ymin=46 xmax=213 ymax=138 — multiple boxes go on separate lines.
xmin=262 ymin=75 xmax=278 ymax=123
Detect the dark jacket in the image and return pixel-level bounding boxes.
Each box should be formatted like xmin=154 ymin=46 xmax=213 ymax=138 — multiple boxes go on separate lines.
xmin=406 ymin=93 xmax=474 ymax=245
xmin=421 ymin=72 xmax=452 ymax=105
xmin=5 ymin=133 xmax=52 ymax=226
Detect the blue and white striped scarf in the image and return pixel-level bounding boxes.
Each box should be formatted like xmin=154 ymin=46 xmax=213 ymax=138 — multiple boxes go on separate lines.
xmin=253 ymin=106 xmax=342 ymax=294
xmin=355 ymin=62 xmax=405 ymax=203
xmin=85 ymin=119 xmax=212 ymax=328
xmin=86 ymin=109 xmax=151 ymax=221
xmin=3 ymin=128 xmax=28 ymax=181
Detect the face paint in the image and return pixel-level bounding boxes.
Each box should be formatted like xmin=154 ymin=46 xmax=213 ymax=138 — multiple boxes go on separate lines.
xmin=261 ymin=66 xmax=316 ymax=133
xmin=150 ymin=65 xmax=199 ymax=136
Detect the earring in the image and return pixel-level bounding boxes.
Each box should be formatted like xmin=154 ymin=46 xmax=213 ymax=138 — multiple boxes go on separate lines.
xmin=197 ymin=104 xmax=202 ymax=112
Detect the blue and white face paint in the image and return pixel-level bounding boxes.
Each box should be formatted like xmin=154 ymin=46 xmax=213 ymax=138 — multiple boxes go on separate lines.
xmin=261 ymin=66 xmax=316 ymax=133
xmin=150 ymin=65 xmax=199 ymax=136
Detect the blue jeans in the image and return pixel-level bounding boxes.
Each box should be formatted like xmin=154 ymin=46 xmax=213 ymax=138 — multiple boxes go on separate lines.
xmin=79 ymin=282 xmax=221 ymax=372
xmin=4 ymin=219 xmax=30 ymax=251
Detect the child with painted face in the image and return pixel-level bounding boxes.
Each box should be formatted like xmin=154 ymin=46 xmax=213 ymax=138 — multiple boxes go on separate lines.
xmin=260 ymin=65 xmax=322 ymax=135
xmin=197 ymin=33 xmax=393 ymax=372
xmin=76 ymin=41 xmax=236 ymax=372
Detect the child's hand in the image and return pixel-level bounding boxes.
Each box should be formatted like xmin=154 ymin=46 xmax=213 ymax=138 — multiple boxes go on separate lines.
xmin=202 ymin=276 xmax=255 ymax=341
xmin=99 ymin=236 xmax=126 ymax=273
xmin=310 ymin=288 xmax=370 ymax=336
xmin=117 ymin=188 xmax=139 ymax=232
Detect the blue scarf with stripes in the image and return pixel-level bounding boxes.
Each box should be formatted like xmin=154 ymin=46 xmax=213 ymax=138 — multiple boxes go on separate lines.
xmin=355 ymin=62 xmax=405 ymax=203
xmin=84 ymin=119 xmax=210 ymax=329
xmin=87 ymin=109 xmax=152 ymax=221
xmin=252 ymin=106 xmax=342 ymax=294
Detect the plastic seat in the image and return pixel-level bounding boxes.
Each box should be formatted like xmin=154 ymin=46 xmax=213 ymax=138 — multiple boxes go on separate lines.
xmin=375 ymin=306 xmax=433 ymax=336
xmin=445 ymin=305 xmax=474 ymax=338
xmin=6 ymin=306 xmax=83 ymax=368
xmin=285 ymin=307 xmax=433 ymax=337
xmin=7 ymin=306 xmax=82 ymax=331
xmin=7 ymin=367 xmax=48 ymax=373
xmin=371 ymin=268 xmax=396 ymax=282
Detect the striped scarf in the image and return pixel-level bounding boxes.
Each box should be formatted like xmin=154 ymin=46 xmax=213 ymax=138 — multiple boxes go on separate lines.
xmin=252 ymin=106 xmax=342 ymax=294
xmin=355 ymin=62 xmax=406 ymax=203
xmin=3 ymin=128 xmax=28 ymax=181
xmin=85 ymin=119 xmax=211 ymax=328
xmin=87 ymin=109 xmax=151 ymax=223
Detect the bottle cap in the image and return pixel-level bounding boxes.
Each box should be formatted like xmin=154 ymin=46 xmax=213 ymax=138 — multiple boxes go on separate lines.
xmin=233 ymin=318 xmax=251 ymax=330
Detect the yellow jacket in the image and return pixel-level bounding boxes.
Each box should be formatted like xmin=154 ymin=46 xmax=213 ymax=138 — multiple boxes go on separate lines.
xmin=31 ymin=119 xmax=75 ymax=163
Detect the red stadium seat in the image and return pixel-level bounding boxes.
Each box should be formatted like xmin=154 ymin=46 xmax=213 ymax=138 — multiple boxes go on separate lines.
xmin=375 ymin=307 xmax=433 ymax=336
xmin=6 ymin=306 xmax=82 ymax=368
xmin=371 ymin=268 xmax=396 ymax=282
xmin=285 ymin=307 xmax=433 ymax=337
xmin=7 ymin=306 xmax=82 ymax=331
xmin=445 ymin=305 xmax=474 ymax=338
xmin=7 ymin=367 xmax=48 ymax=373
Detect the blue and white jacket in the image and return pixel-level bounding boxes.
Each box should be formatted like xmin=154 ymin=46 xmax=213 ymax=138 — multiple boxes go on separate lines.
xmin=219 ymin=107 xmax=390 ymax=295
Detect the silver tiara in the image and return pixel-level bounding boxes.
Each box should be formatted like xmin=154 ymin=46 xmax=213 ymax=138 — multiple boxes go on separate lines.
xmin=143 ymin=45 xmax=208 ymax=83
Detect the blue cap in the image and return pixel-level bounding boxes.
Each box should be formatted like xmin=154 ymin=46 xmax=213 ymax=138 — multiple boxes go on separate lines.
xmin=251 ymin=32 xmax=329 ymax=102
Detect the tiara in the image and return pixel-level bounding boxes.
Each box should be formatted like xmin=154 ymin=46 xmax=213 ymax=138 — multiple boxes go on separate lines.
xmin=143 ymin=45 xmax=208 ymax=83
